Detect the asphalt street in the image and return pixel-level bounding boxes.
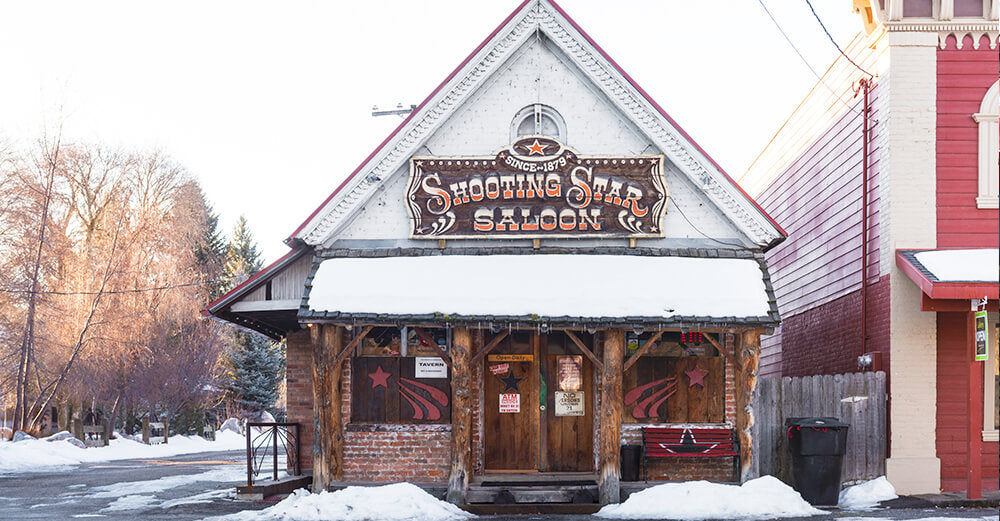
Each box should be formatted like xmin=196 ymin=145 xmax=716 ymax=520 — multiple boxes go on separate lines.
xmin=0 ymin=450 xmax=995 ymax=521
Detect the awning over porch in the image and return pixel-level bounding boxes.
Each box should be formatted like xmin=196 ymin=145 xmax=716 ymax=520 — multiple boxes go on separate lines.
xmin=896 ymin=249 xmax=999 ymax=300
xmin=300 ymin=253 xmax=779 ymax=327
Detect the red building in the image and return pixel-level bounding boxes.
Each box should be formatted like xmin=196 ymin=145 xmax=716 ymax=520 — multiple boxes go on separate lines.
xmin=740 ymin=0 xmax=998 ymax=497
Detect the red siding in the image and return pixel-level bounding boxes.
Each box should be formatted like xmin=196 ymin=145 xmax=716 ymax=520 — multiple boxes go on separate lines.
xmin=936 ymin=34 xmax=999 ymax=248
xmin=936 ymin=312 xmax=1000 ymax=492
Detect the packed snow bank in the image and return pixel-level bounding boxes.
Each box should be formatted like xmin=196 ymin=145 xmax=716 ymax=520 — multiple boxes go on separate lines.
xmin=596 ymin=476 xmax=825 ymax=520
xmin=839 ymin=476 xmax=898 ymax=509
xmin=0 ymin=429 xmax=245 ymax=475
xmin=211 ymin=483 xmax=473 ymax=521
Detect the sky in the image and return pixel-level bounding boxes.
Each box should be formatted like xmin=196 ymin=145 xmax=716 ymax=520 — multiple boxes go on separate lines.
xmin=0 ymin=0 xmax=862 ymax=264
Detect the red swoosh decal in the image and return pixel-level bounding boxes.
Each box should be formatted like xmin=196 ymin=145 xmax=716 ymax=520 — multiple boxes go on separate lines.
xmin=624 ymin=377 xmax=675 ymax=405
xmin=399 ymin=388 xmax=424 ymax=420
xmin=400 ymin=383 xmax=441 ymax=420
xmin=400 ymin=377 xmax=449 ymax=407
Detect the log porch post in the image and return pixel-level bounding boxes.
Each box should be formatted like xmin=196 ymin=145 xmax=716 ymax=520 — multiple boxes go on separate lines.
xmin=447 ymin=326 xmax=473 ymax=504
xmin=598 ymin=329 xmax=624 ymax=504
xmin=737 ymin=329 xmax=761 ymax=483
xmin=310 ymin=324 xmax=345 ymax=492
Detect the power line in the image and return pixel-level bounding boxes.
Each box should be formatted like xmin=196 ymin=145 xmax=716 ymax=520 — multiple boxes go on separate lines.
xmin=0 ymin=280 xmax=219 ymax=296
xmin=802 ymin=0 xmax=874 ymax=78
xmin=756 ymin=0 xmax=862 ymax=116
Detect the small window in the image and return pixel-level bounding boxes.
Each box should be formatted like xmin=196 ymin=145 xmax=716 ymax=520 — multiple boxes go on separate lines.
xmin=974 ymin=81 xmax=998 ymax=209
xmin=351 ymin=326 xmax=451 ymax=424
xmin=953 ymin=0 xmax=985 ymax=17
xmin=511 ymin=104 xmax=566 ymax=142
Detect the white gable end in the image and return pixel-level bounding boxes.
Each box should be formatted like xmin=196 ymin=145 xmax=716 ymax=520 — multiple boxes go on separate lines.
xmin=294 ymin=0 xmax=782 ymax=250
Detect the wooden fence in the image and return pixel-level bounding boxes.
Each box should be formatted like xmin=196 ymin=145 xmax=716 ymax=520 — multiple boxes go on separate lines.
xmin=750 ymin=371 xmax=886 ymax=486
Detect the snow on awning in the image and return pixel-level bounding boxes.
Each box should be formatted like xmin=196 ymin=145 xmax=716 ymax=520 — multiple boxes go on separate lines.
xmin=896 ymin=249 xmax=999 ymax=300
xmin=302 ymin=254 xmax=776 ymax=325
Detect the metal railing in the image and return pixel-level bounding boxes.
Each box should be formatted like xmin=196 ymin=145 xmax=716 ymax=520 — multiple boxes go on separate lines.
xmin=245 ymin=422 xmax=301 ymax=487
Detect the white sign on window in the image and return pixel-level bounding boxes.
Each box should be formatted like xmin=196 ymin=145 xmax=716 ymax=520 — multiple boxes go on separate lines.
xmin=415 ymin=357 xmax=448 ymax=378
xmin=499 ymin=393 xmax=520 ymax=413
xmin=554 ymin=391 xmax=585 ymax=416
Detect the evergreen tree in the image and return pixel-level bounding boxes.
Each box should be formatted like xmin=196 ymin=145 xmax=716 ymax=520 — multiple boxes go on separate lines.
xmin=220 ymin=216 xmax=282 ymax=415
xmin=223 ymin=215 xmax=263 ymax=288
xmin=225 ymin=333 xmax=284 ymax=414
xmin=194 ymin=197 xmax=226 ymax=300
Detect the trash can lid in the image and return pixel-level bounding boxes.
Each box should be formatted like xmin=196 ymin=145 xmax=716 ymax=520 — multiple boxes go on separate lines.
xmin=784 ymin=416 xmax=849 ymax=428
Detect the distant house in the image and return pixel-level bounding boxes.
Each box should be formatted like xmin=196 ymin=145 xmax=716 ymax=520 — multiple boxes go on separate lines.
xmin=204 ymin=0 xmax=785 ymax=506
xmin=740 ymin=0 xmax=997 ymax=497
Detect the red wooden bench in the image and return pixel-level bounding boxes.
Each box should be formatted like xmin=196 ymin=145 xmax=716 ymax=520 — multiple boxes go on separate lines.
xmin=641 ymin=426 xmax=739 ymax=481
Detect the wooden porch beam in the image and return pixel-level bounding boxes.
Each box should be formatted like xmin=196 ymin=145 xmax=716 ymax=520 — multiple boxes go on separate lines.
xmin=447 ymin=326 xmax=472 ymax=505
xmin=736 ymin=330 xmax=761 ymax=483
xmin=470 ymin=330 xmax=509 ymax=365
xmin=621 ymin=330 xmax=665 ymax=372
xmin=702 ymin=332 xmax=738 ymax=368
xmin=412 ymin=327 xmax=453 ymax=370
xmin=565 ymin=330 xmax=604 ymax=372
xmin=598 ymin=329 xmax=624 ymax=504
xmin=309 ymin=324 xmax=346 ymax=492
xmin=334 ymin=325 xmax=373 ymax=367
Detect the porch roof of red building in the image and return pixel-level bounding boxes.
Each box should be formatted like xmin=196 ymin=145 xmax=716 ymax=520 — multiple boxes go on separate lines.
xmin=896 ymin=248 xmax=999 ymax=301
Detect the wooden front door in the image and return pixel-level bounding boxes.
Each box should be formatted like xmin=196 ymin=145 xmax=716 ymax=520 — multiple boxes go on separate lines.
xmin=482 ymin=331 xmax=595 ymax=472
xmin=483 ymin=331 xmax=539 ymax=470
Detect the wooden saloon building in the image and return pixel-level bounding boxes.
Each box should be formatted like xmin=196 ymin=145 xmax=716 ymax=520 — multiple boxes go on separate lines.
xmin=205 ymin=0 xmax=785 ymax=505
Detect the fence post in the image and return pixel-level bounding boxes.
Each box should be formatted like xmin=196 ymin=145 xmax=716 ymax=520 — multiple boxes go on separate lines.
xmin=273 ymin=425 xmax=279 ymax=481
xmin=246 ymin=424 xmax=253 ymax=487
xmin=163 ymin=418 xmax=169 ymax=444
xmin=142 ymin=417 xmax=150 ymax=444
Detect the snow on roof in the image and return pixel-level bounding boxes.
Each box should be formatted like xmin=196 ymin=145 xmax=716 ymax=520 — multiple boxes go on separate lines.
xmin=914 ymin=249 xmax=998 ymax=282
xmin=306 ymin=254 xmax=772 ymax=320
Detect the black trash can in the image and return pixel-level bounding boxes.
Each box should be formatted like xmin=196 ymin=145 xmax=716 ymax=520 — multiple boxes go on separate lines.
xmin=784 ymin=417 xmax=849 ymax=506
xmin=620 ymin=444 xmax=641 ymax=482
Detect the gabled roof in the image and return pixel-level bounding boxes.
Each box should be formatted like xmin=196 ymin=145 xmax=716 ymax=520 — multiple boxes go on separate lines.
xmin=286 ymin=0 xmax=785 ymax=250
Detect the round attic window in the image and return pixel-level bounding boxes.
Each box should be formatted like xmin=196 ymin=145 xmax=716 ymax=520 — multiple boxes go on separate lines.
xmin=511 ymin=104 xmax=565 ymax=142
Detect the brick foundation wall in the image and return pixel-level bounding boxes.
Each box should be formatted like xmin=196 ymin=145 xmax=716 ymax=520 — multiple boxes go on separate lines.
xmin=343 ymin=425 xmax=451 ymax=482
xmin=781 ymin=276 xmax=891 ymax=377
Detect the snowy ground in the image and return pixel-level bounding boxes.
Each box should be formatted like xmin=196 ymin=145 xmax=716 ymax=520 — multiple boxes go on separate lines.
xmin=0 ymin=430 xmax=246 ymax=476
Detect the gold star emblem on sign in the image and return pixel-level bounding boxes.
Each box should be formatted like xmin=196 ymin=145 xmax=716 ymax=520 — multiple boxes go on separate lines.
xmin=526 ymin=139 xmax=548 ymax=155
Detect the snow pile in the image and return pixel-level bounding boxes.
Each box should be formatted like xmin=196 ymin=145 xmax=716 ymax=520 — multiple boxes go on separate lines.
xmin=838 ymin=476 xmax=897 ymax=509
xmin=596 ymin=476 xmax=825 ymax=520
xmin=0 ymin=429 xmax=246 ymax=475
xmin=213 ymin=483 xmax=474 ymax=521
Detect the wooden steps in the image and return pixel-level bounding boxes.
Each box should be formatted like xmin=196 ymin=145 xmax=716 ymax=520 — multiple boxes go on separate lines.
xmin=467 ymin=472 xmax=599 ymax=506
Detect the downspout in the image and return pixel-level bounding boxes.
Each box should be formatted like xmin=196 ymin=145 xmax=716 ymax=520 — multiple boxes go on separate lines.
xmin=859 ymin=78 xmax=871 ymax=363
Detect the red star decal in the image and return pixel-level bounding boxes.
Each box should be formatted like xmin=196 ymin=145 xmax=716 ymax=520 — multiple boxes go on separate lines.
xmin=685 ymin=365 xmax=708 ymax=387
xmin=526 ymin=139 xmax=548 ymax=155
xmin=369 ymin=365 xmax=391 ymax=389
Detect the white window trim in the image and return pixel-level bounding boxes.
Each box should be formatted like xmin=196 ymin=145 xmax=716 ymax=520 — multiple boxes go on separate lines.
xmin=973 ymin=80 xmax=999 ymax=209
xmin=510 ymin=104 xmax=566 ymax=143
xmin=983 ymin=312 xmax=998 ymax=442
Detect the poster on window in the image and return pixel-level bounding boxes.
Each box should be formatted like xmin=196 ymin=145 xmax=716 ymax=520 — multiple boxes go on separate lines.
xmin=499 ymin=393 xmax=520 ymax=413
xmin=555 ymin=391 xmax=585 ymax=416
xmin=557 ymin=355 xmax=582 ymax=391
xmin=415 ymin=357 xmax=448 ymax=378
xmin=975 ymin=310 xmax=989 ymax=362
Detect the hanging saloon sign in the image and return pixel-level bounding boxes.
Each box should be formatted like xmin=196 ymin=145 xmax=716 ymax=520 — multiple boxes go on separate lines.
xmin=406 ymin=137 xmax=669 ymax=239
